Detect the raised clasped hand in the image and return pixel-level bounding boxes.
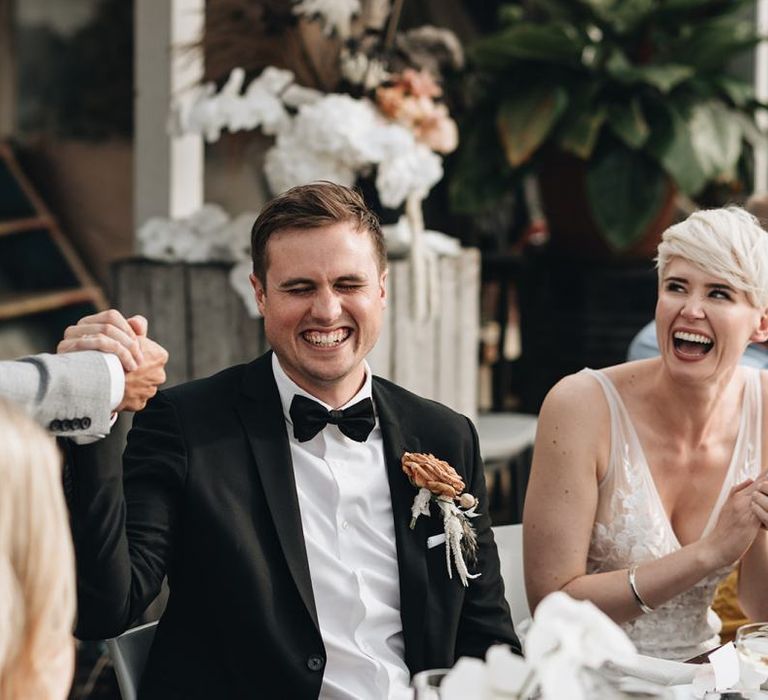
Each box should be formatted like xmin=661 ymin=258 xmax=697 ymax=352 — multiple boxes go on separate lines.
xmin=119 ymin=334 xmax=168 ymax=412
xmin=58 ymin=309 xmax=145 ymax=371
xmin=57 ymin=309 xmax=169 ymax=412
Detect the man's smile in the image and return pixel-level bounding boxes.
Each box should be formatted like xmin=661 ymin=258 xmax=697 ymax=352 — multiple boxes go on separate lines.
xmin=301 ymin=328 xmax=352 ymax=347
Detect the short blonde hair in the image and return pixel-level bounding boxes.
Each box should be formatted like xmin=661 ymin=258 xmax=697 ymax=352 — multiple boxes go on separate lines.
xmin=656 ymin=207 xmax=768 ymax=309
xmin=0 ymin=398 xmax=76 ymax=698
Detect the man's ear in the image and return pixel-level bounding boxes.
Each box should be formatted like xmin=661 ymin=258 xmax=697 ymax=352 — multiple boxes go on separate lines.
xmin=750 ymin=309 xmax=768 ymax=343
xmin=250 ymin=273 xmax=267 ymax=315
xmin=379 ymin=267 xmax=388 ymax=308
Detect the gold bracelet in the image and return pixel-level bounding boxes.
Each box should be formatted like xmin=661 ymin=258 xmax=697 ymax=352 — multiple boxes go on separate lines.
xmin=628 ymin=565 xmax=655 ymax=614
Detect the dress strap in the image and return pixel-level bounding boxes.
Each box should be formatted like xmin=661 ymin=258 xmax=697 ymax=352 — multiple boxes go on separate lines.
xmin=738 ymin=367 xmax=762 ymax=483
xmin=580 ymin=368 xmax=635 ymax=486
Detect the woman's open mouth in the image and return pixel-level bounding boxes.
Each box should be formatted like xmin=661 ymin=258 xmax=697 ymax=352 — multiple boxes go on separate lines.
xmin=672 ymin=330 xmax=713 ymax=357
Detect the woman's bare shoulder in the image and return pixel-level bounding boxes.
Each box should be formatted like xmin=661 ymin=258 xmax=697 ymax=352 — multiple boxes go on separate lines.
xmin=600 ymin=358 xmax=659 ymax=394
xmin=539 ymin=368 xmax=608 ymax=428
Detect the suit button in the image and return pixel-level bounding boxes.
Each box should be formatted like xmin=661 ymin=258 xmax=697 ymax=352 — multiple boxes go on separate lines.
xmin=72 ymin=418 xmax=82 ymax=430
xmin=61 ymin=419 xmax=73 ymax=431
xmin=82 ymin=417 xmax=91 ymax=429
xmin=306 ymin=655 xmax=325 ymax=672
xmin=49 ymin=419 xmax=62 ymax=432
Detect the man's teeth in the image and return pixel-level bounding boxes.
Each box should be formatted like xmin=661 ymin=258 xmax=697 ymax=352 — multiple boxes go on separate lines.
xmin=304 ymin=329 xmax=349 ymax=346
xmin=673 ymin=331 xmax=713 ymax=345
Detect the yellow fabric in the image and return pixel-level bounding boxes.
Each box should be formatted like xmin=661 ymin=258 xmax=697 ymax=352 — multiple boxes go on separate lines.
xmin=712 ymin=568 xmax=749 ymax=643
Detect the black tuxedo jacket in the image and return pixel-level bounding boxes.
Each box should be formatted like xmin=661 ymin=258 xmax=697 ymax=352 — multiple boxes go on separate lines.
xmin=69 ymin=352 xmax=519 ymax=698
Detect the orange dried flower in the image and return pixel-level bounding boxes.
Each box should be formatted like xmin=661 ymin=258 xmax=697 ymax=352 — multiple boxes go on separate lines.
xmin=401 ymin=451 xmax=465 ymax=499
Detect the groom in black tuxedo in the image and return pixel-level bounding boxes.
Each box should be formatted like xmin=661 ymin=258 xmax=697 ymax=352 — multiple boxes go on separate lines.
xmin=68 ymin=182 xmax=519 ymax=698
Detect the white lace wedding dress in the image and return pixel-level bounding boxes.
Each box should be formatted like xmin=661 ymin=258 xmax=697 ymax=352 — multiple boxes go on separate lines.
xmin=583 ymin=367 xmax=762 ymax=660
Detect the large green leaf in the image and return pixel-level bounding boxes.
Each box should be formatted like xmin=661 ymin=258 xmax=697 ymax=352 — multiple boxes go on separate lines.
xmin=579 ymin=0 xmax=656 ymax=33
xmin=586 ymin=141 xmax=669 ymax=250
xmin=667 ymin=18 xmax=759 ymax=71
xmin=654 ymin=0 xmax=755 ymax=24
xmin=559 ymin=107 xmax=606 ymax=159
xmin=645 ymin=102 xmax=708 ymax=195
xmin=498 ymin=4 xmax=525 ymax=26
xmin=606 ymin=54 xmax=694 ymax=93
xmin=448 ymin=115 xmax=515 ymax=215
xmin=470 ymin=24 xmax=583 ymax=70
xmin=688 ymin=102 xmax=743 ymax=182
xmin=606 ymin=99 xmax=650 ymax=149
xmin=497 ymin=86 xmax=568 ymax=167
xmin=732 ymin=112 xmax=766 ymax=148
xmin=710 ymin=76 xmax=755 ymax=108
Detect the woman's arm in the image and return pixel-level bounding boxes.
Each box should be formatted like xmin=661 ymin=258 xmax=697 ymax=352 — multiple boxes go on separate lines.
xmin=523 ymin=372 xmax=760 ymax=624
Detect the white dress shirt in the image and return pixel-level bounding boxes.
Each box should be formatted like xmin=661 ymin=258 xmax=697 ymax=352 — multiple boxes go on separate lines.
xmin=272 ymin=355 xmax=412 ymax=700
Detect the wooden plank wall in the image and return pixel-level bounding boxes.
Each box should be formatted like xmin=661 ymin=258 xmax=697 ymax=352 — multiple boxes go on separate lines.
xmin=114 ymin=252 xmax=478 ymax=419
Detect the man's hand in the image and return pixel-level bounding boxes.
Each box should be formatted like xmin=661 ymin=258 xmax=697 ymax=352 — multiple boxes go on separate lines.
xmin=58 ymin=309 xmax=169 ymax=412
xmin=118 ymin=335 xmax=169 ymax=412
xmin=58 ymin=309 xmax=145 ymax=371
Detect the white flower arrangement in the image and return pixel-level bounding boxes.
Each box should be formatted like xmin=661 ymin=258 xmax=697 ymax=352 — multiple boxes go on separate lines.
xmin=145 ymin=7 xmax=462 ymax=318
xmin=137 ymin=208 xmax=262 ymax=317
xmin=174 ymin=67 xmax=444 ymax=210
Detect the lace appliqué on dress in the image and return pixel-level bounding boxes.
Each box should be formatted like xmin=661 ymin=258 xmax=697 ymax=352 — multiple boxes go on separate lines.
xmin=588 ymin=437 xmax=734 ymax=659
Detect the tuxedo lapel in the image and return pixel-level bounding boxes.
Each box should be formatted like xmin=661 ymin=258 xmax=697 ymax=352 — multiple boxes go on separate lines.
xmin=373 ymin=379 xmax=428 ymax=669
xmin=235 ymin=354 xmax=319 ymax=632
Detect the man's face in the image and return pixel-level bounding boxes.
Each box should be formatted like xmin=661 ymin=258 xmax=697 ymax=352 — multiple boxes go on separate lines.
xmin=250 ymin=221 xmax=387 ymax=406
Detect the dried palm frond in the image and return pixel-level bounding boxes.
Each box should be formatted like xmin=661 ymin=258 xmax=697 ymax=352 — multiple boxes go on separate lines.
xmin=199 ymin=0 xmax=341 ymax=90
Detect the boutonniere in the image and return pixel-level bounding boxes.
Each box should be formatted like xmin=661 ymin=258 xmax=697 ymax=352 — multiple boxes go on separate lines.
xmin=401 ymin=451 xmax=481 ymax=586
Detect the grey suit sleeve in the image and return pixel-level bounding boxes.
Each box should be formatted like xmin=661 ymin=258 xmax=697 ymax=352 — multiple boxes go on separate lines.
xmin=0 ymin=351 xmax=114 ymax=437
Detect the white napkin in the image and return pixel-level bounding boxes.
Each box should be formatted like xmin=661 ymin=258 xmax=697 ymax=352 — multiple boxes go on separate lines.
xmin=609 ymin=653 xmax=700 ymax=686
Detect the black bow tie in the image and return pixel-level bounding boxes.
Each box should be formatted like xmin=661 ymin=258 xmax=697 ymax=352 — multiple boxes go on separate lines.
xmin=289 ymin=395 xmax=376 ymax=443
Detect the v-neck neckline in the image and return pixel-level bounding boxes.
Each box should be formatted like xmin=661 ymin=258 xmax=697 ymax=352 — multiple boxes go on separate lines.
xmin=595 ymin=369 xmax=748 ymax=548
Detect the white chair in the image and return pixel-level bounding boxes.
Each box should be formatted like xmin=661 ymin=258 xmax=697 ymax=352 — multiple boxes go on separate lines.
xmin=106 ymin=620 xmax=158 ymax=700
xmin=492 ymin=523 xmax=530 ymax=627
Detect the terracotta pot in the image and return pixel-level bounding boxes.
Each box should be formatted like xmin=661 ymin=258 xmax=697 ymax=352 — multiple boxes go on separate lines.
xmin=537 ymin=149 xmax=677 ymax=260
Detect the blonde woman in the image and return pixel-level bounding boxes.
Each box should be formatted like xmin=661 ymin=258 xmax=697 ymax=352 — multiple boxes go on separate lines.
xmin=0 ymin=397 xmax=76 ymax=698
xmin=524 ymin=207 xmax=768 ymax=660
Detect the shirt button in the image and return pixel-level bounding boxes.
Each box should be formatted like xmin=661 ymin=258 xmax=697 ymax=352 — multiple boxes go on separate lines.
xmin=307 ymin=654 xmax=325 ymax=672
xmin=341 ymin=520 xmax=349 ymax=530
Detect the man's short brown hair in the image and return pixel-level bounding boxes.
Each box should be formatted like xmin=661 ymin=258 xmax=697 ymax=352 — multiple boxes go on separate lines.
xmin=251 ymin=181 xmax=386 ymax=286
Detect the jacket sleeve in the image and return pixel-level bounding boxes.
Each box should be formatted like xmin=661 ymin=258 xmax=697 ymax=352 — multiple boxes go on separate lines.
xmin=0 ymin=351 xmax=114 ymax=437
xmin=454 ymin=416 xmax=522 ymax=657
xmin=66 ymin=391 xmax=187 ymax=639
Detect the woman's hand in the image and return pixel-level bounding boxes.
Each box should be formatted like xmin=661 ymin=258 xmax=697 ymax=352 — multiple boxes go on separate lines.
xmin=704 ymin=478 xmax=762 ymax=568
xmin=751 ymin=472 xmax=768 ymax=529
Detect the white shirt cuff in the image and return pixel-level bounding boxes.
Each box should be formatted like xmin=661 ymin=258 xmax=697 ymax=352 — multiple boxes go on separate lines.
xmin=103 ymin=353 xmax=125 ymax=411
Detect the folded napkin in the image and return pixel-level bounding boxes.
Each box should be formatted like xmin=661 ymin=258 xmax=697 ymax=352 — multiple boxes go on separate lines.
xmin=608 ymin=654 xmax=700 ymax=686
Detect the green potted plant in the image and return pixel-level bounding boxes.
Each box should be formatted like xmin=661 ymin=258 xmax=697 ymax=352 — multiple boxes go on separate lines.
xmin=450 ymin=0 xmax=763 ymax=256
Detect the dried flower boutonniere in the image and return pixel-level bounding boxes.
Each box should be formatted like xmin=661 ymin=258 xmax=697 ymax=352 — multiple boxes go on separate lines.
xmin=401 ymin=451 xmax=481 ymax=586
